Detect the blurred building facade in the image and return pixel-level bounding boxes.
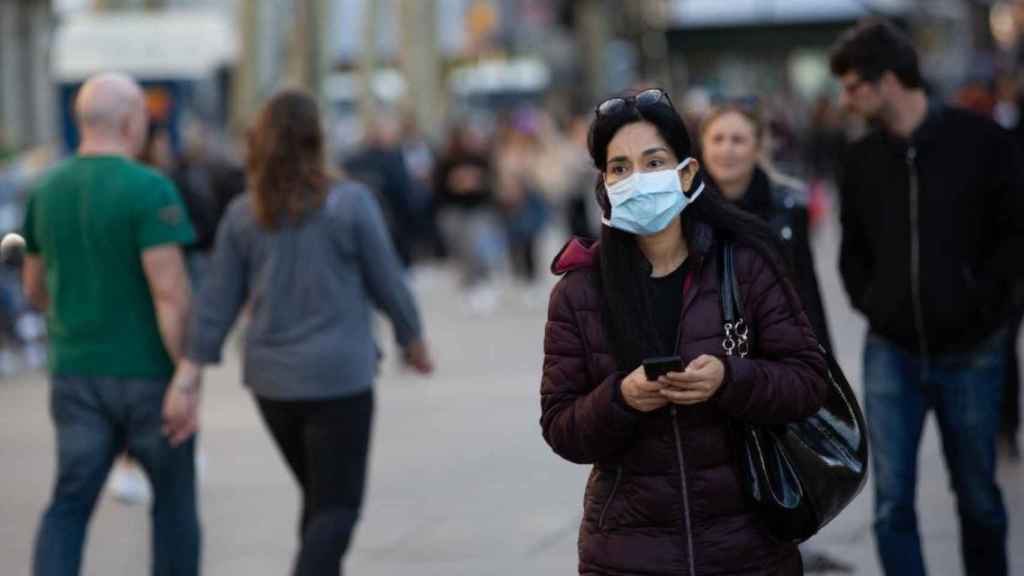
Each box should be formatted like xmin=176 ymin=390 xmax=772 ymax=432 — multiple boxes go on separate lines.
xmin=2 ymin=0 xmax=1022 ymax=153
xmin=0 ymin=0 xmax=54 ymax=154
xmin=662 ymin=0 xmax=980 ymax=101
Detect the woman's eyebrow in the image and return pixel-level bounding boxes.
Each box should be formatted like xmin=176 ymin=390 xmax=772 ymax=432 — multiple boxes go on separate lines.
xmin=642 ymin=147 xmax=669 ymax=156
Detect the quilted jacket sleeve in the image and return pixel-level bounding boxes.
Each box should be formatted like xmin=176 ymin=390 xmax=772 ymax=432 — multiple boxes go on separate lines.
xmin=715 ymin=246 xmax=829 ymax=424
xmin=540 ymin=274 xmax=641 ymax=464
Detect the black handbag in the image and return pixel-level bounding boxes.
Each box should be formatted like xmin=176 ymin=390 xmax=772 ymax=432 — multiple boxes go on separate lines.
xmin=719 ymin=241 xmax=868 ymax=542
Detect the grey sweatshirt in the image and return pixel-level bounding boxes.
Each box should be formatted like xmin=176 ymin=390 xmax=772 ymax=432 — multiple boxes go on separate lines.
xmin=187 ymin=182 xmax=422 ymax=400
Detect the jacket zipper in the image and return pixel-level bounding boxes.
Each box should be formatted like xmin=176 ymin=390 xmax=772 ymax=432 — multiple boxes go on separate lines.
xmin=669 ymin=261 xmax=698 ymax=575
xmin=907 ymin=146 xmax=930 ymax=364
xmin=671 ymin=406 xmax=697 ymax=576
xmin=597 ymin=466 xmax=623 ymax=530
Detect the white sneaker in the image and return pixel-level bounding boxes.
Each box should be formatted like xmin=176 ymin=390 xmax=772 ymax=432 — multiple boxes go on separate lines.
xmin=107 ymin=463 xmax=152 ymax=506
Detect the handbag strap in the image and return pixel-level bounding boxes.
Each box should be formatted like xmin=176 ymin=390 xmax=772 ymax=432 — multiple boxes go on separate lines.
xmin=720 ymin=241 xmax=751 ymax=358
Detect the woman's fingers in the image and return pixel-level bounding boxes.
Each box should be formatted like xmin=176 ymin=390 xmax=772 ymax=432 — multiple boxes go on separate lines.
xmin=659 ymin=374 xmax=711 ymax=390
xmin=659 ymin=387 xmax=710 ymax=404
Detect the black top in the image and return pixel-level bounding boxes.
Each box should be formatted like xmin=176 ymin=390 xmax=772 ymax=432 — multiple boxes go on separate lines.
xmin=432 ymin=152 xmax=494 ymax=211
xmin=646 ymin=258 xmax=692 ymax=356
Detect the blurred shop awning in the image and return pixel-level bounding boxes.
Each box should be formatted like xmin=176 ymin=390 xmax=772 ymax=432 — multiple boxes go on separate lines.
xmin=52 ymin=8 xmax=238 ymax=82
xmin=669 ymin=0 xmax=911 ymax=28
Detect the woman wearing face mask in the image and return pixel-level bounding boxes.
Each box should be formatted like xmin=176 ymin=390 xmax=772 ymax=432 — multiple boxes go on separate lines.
xmin=540 ymin=89 xmax=828 ymax=575
xmin=701 ymin=105 xmax=833 ymax=352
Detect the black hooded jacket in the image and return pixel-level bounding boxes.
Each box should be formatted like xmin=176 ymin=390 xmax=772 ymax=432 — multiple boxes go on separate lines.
xmin=838 ymin=103 xmax=1024 ymax=356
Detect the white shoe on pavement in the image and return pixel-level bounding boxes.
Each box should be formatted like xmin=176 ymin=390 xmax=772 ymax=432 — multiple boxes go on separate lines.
xmin=107 ymin=463 xmax=151 ymax=506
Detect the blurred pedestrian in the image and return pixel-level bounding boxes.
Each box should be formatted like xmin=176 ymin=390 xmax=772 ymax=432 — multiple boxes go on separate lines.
xmin=831 ymin=19 xmax=1024 ymax=576
xmin=700 ymin=104 xmax=833 ymax=351
xmin=172 ymin=121 xmax=246 ymax=288
xmin=494 ymin=112 xmax=549 ymax=285
xmin=993 ymin=71 xmax=1023 ymax=460
xmin=344 ymin=116 xmax=418 ymax=267
xmin=562 ymin=114 xmax=601 ymax=239
xmin=400 ymin=114 xmax=444 ymax=262
xmin=24 ymin=73 xmax=199 ymax=576
xmin=541 ymin=88 xmax=828 ymax=575
xmin=433 ymin=122 xmax=504 ymax=312
xmin=170 ymin=90 xmax=434 ymax=576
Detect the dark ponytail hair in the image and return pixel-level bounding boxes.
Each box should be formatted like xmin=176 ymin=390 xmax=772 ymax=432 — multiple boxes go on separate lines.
xmin=587 ymin=91 xmax=796 ymax=370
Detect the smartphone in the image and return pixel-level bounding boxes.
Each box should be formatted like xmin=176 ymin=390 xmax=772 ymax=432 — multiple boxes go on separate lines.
xmin=643 ymin=355 xmax=683 ymax=381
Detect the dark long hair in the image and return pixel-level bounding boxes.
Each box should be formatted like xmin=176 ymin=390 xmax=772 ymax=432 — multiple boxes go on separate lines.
xmin=588 ymin=92 xmax=795 ymax=370
xmin=247 ymin=89 xmax=329 ymax=230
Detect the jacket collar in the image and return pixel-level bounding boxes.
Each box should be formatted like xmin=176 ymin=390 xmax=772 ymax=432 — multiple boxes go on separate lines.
xmin=549 ymin=221 xmax=716 ymax=276
xmin=736 ymin=167 xmax=774 ymax=220
xmin=881 ymin=99 xmax=944 ymax=148
xmin=551 ymin=236 xmax=599 ymax=275
xmin=910 ymin=99 xmax=944 ymax=144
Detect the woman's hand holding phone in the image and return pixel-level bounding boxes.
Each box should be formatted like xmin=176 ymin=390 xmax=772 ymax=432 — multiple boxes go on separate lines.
xmin=658 ymin=354 xmax=725 ymax=405
xmin=621 ymin=365 xmax=669 ymax=412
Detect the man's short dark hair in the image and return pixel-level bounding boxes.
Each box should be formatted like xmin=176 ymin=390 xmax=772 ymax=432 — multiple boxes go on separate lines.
xmin=830 ymin=18 xmax=923 ymax=89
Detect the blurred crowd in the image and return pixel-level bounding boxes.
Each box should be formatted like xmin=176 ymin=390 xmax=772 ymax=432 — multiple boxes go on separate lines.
xmin=3 ymin=66 xmax=1023 ymax=361
xmin=4 ymin=59 xmax=1024 ymax=355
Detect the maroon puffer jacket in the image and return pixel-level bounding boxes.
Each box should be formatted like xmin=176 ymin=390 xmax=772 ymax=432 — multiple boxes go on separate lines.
xmin=540 ymin=229 xmax=828 ymax=576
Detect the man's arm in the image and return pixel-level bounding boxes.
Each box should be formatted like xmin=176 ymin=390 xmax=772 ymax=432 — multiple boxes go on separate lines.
xmin=837 ymin=147 xmax=873 ymax=314
xmin=142 ymin=245 xmax=191 ymax=363
xmin=978 ymin=125 xmax=1024 ymax=309
xmin=22 ymin=255 xmax=48 ymax=312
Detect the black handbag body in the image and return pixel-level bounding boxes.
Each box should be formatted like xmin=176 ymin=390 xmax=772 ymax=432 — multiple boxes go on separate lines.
xmin=719 ymin=241 xmax=868 ymax=542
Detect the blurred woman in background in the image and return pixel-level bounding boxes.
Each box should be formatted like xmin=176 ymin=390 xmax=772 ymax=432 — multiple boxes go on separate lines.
xmin=701 ymin=104 xmax=833 ymax=351
xmin=171 ymin=89 xmax=433 ymax=575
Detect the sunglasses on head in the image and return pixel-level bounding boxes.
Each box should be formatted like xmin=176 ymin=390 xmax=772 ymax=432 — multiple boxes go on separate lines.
xmin=595 ymin=88 xmax=674 ymax=117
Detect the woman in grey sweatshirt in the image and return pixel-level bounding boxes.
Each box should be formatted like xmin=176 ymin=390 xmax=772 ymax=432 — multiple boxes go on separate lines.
xmin=163 ymin=89 xmax=433 ymax=576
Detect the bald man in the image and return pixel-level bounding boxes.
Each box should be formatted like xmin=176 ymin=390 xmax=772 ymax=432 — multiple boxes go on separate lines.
xmin=23 ymin=73 xmax=200 ymax=576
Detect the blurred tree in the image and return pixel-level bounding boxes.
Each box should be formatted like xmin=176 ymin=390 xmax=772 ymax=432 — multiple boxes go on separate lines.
xmin=400 ymin=0 xmax=444 ymax=141
xmin=358 ymin=0 xmax=381 ymax=129
xmin=574 ymin=0 xmax=611 ymax=104
xmin=287 ymin=0 xmax=328 ymax=95
xmin=232 ymin=0 xmax=261 ymax=132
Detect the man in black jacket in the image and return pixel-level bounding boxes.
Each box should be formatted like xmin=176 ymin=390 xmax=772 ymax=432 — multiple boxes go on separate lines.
xmin=831 ymin=19 xmax=1024 ymax=576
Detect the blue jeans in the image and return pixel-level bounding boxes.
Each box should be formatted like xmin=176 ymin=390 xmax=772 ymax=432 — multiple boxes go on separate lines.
xmin=32 ymin=376 xmax=201 ymax=576
xmin=864 ymin=331 xmax=1008 ymax=576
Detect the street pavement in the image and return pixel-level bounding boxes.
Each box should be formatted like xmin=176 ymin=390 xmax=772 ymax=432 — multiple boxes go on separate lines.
xmin=1 ymin=212 xmax=1022 ymax=575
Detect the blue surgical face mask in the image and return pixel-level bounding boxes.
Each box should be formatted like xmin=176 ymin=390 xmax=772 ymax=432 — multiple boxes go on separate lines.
xmin=602 ymin=157 xmax=704 ymax=236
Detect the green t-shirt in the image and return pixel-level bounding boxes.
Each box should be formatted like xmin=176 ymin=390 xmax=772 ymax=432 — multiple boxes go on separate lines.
xmin=23 ymin=155 xmax=195 ymax=378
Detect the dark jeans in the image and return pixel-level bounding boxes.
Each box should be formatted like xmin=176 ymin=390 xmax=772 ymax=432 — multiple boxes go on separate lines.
xmin=864 ymin=331 xmax=1008 ymax=576
xmin=1001 ymin=312 xmax=1021 ymax=441
xmin=256 ymin=389 xmax=374 ymax=576
xmin=33 ymin=376 xmax=200 ymax=576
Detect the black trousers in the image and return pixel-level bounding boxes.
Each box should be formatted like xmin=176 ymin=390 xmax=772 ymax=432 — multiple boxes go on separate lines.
xmin=257 ymin=390 xmax=374 ymax=576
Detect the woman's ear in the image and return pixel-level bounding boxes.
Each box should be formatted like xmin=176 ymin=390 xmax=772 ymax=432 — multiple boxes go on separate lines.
xmin=679 ymin=159 xmax=700 ymax=192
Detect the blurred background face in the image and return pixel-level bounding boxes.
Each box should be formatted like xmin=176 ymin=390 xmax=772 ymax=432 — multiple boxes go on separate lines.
xmin=838 ymin=71 xmax=885 ymax=121
xmin=701 ymin=111 xmax=759 ymax=199
xmin=604 ymin=121 xmax=679 ymax=186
